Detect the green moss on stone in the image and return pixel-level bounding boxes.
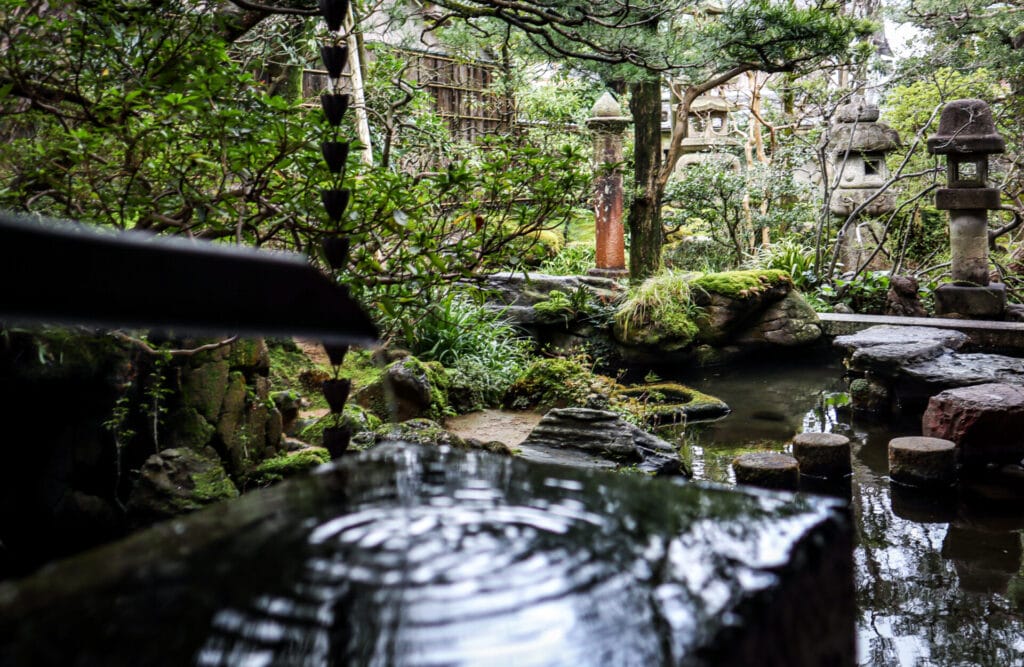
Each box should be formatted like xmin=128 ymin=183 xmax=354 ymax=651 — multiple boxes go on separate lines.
xmin=190 ymin=466 xmax=240 ymax=504
xmin=228 ymin=338 xmax=268 ymax=371
xmin=181 ymin=359 xmax=230 ymax=422
xmin=504 ymin=356 xmax=600 ymax=409
xmin=165 ymin=407 xmax=215 ymax=450
xmin=246 ymin=447 xmax=331 ymax=486
xmin=616 ymin=382 xmax=729 ymax=425
xmin=690 ymin=269 xmax=791 ymax=299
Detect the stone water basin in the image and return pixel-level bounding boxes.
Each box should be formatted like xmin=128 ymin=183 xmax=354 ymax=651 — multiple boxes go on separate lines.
xmin=0 ymin=443 xmax=852 ymax=666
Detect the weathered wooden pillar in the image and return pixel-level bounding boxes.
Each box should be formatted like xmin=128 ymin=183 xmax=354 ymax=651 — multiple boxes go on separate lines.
xmin=586 ymin=92 xmax=631 ymax=279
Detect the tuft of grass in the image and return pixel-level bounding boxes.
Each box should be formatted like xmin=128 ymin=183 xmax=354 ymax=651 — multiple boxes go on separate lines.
xmin=615 ymin=271 xmax=703 ymax=347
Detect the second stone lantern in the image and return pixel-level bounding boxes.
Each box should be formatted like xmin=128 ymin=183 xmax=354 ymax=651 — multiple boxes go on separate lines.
xmin=927 ymin=98 xmax=1007 ymax=319
xmin=827 ymin=98 xmax=900 ymax=272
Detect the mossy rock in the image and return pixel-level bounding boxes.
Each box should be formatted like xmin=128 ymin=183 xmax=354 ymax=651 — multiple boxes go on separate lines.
xmin=504 ymin=356 xmax=617 ymax=411
xmin=163 ymin=406 xmax=215 ymax=450
xmin=228 ymin=338 xmax=270 ymax=373
xmin=181 ymin=359 xmax=230 ymax=423
xmin=370 ymin=418 xmax=511 ymax=455
xmin=613 ymin=272 xmax=703 ymax=351
xmin=127 ymin=447 xmax=239 ymax=523
xmin=299 ymin=404 xmax=381 ymax=449
xmin=616 ymin=382 xmax=730 ymax=425
xmin=613 ymin=270 xmax=801 ymax=353
xmin=244 ymin=447 xmax=331 ymax=487
xmin=371 ymin=418 xmax=470 ymax=448
xmin=354 ymin=356 xmax=450 ymax=422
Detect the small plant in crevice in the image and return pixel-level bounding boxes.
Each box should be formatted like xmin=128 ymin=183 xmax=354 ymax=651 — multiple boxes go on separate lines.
xmin=143 ymin=350 xmax=173 ymax=452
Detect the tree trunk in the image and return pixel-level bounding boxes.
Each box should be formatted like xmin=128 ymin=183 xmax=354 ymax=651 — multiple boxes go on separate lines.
xmin=626 ymin=75 xmax=663 ymax=281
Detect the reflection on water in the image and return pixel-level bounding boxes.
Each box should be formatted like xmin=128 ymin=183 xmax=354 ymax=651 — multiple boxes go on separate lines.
xmin=662 ymin=355 xmax=1024 ymax=666
xmin=0 ymin=443 xmax=847 ymax=666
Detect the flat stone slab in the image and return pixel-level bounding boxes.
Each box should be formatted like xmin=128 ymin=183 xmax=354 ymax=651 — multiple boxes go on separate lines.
xmin=0 ymin=443 xmax=855 ymax=666
xmin=902 ymin=353 xmax=1024 ymax=389
xmin=848 ymin=341 xmax=950 ymax=376
xmin=923 ymin=383 xmax=1024 ymax=466
xmin=833 ymin=325 xmax=968 ymax=354
xmin=820 ymin=313 xmax=1024 ymax=351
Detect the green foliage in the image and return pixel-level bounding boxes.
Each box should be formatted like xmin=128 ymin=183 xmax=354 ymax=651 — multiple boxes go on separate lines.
xmin=540 ymin=243 xmax=596 ymax=276
xmin=834 ymin=271 xmax=891 ymax=315
xmin=533 ymin=287 xmax=597 ymax=325
xmin=344 ymin=138 xmax=590 ymax=324
xmin=745 ymin=239 xmax=818 ymax=291
xmin=664 ymin=156 xmax=818 ymax=269
xmin=362 ymin=46 xmax=455 ymax=172
xmin=388 ymin=292 xmax=534 ymax=412
xmin=882 ymin=68 xmax=1003 ymax=142
xmin=0 ymin=0 xmax=318 ymax=244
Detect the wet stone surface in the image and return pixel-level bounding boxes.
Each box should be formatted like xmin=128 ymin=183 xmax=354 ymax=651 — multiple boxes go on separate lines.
xmin=0 ymin=443 xmax=852 ymax=666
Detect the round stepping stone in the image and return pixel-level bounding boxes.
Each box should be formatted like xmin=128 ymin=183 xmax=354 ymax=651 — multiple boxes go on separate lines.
xmin=732 ymin=452 xmax=799 ymax=491
xmin=792 ymin=432 xmax=851 ymax=478
xmin=888 ymin=436 xmax=957 ymax=488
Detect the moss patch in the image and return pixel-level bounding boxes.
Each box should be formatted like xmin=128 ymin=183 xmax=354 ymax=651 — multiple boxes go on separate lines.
xmin=299 ymin=404 xmax=381 ymax=449
xmin=690 ymin=269 xmax=792 ymax=299
xmin=190 ymin=466 xmax=240 ymax=504
xmin=616 ymin=382 xmax=730 ymax=425
xmin=245 ymin=447 xmax=331 ymax=487
xmin=504 ymin=356 xmax=613 ymax=410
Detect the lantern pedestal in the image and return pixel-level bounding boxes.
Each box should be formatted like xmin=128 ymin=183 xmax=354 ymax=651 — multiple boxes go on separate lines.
xmin=934 ymin=283 xmax=1007 ymax=319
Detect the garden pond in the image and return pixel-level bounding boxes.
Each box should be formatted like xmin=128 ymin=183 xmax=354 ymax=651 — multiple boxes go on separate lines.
xmin=652 ymin=352 xmax=1024 ymax=666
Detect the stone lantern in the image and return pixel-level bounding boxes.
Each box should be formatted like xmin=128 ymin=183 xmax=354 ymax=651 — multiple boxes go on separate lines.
xmin=586 ymin=92 xmax=631 ymax=279
xmin=927 ymin=98 xmax=1006 ymax=318
xmin=827 ymin=98 xmax=900 ymax=271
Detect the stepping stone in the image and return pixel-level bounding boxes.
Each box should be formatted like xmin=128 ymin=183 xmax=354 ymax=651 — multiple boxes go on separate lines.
xmin=888 ymin=436 xmax=957 ymax=488
xmin=733 ymin=452 xmax=799 ymax=490
xmin=792 ymin=432 xmax=851 ymax=478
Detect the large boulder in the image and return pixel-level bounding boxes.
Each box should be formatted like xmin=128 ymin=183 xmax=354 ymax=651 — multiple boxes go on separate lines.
xmin=922 ymin=383 xmax=1024 ymax=466
xmin=733 ymin=291 xmax=822 ymax=347
xmin=613 ymin=270 xmax=821 ymax=362
xmin=518 ymin=408 xmax=690 ymax=476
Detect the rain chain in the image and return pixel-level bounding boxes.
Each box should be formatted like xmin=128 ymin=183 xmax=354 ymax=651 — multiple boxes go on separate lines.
xmin=318 ymin=0 xmax=356 ymax=456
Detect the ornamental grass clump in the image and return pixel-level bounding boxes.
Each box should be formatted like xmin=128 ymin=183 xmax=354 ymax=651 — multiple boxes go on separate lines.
xmin=614 ymin=272 xmax=703 ymax=349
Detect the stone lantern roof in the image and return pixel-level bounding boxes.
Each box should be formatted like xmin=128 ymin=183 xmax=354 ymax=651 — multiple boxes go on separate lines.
xmin=829 ymin=99 xmax=900 ymax=155
xmin=927 ymin=98 xmax=1005 ymax=155
xmin=587 ymin=92 xmax=631 ymax=132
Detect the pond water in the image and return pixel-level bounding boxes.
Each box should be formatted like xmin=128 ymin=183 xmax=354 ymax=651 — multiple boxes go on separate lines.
xmin=653 ymin=354 xmax=1024 ymax=666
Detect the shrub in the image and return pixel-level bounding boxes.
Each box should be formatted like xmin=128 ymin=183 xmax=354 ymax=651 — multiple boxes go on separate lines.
xmin=396 ymin=291 xmax=534 ymax=412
